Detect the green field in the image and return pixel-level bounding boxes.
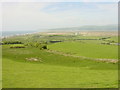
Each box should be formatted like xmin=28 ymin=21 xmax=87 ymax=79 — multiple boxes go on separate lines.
xmin=1 ymin=1 xmax=118 ymax=88
xmin=48 ymin=41 xmax=118 ymax=59
xmin=0 ymin=46 xmax=2 ymax=89
xmin=2 ymin=32 xmax=119 ymax=88
xmin=2 ymin=45 xmax=118 ymax=88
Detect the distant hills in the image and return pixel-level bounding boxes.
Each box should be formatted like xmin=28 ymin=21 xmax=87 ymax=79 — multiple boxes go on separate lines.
xmin=49 ymin=25 xmax=117 ymax=31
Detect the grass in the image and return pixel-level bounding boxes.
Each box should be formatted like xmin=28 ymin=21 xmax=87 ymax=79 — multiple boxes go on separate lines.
xmin=48 ymin=41 xmax=118 ymax=59
xmin=0 ymin=46 xmax=2 ymax=89
xmin=2 ymin=45 xmax=118 ymax=88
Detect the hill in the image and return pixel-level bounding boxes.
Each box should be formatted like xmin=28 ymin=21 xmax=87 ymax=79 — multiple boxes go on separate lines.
xmin=49 ymin=25 xmax=117 ymax=31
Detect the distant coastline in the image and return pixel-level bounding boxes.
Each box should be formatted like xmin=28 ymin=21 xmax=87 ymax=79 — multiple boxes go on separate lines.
xmin=2 ymin=25 xmax=117 ymax=37
xmin=2 ymin=30 xmax=40 ymax=37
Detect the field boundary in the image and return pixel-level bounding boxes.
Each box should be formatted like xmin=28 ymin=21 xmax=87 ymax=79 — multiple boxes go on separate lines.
xmin=46 ymin=50 xmax=118 ymax=63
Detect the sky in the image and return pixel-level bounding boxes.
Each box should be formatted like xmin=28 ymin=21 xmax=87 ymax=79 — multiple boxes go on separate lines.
xmin=1 ymin=1 xmax=118 ymax=31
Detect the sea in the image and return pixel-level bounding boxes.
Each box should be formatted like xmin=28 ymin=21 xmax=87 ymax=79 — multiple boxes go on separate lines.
xmin=1 ymin=30 xmax=45 ymax=37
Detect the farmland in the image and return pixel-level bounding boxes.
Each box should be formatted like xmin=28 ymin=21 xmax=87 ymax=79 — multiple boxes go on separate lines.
xmin=48 ymin=41 xmax=118 ymax=59
xmin=2 ymin=31 xmax=118 ymax=88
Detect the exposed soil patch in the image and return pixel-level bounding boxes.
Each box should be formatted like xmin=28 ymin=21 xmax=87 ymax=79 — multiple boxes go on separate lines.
xmin=95 ymin=58 xmax=118 ymax=64
xmin=25 ymin=57 xmax=42 ymax=62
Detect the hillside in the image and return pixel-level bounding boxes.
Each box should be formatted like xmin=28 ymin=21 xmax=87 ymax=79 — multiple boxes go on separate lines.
xmin=49 ymin=25 xmax=117 ymax=31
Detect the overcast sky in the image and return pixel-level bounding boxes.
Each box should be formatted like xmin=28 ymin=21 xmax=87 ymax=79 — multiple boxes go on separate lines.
xmin=2 ymin=2 xmax=118 ymax=31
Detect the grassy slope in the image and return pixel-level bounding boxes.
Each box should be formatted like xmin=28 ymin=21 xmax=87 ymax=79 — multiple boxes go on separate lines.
xmin=0 ymin=46 xmax=2 ymax=89
xmin=48 ymin=41 xmax=118 ymax=59
xmin=2 ymin=45 xmax=118 ymax=88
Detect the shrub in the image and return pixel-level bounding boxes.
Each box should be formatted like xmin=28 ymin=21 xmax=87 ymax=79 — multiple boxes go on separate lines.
xmin=10 ymin=46 xmax=25 ymax=48
xmin=24 ymin=42 xmax=47 ymax=50
xmin=10 ymin=45 xmax=25 ymax=48
xmin=3 ymin=41 xmax=23 ymax=45
xmin=41 ymin=44 xmax=47 ymax=49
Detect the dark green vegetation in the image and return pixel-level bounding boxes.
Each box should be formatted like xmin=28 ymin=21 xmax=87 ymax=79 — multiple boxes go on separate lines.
xmin=24 ymin=42 xmax=47 ymax=50
xmin=2 ymin=31 xmax=118 ymax=88
xmin=2 ymin=40 xmax=23 ymax=45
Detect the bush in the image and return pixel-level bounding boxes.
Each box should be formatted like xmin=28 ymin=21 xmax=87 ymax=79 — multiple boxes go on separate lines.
xmin=24 ymin=42 xmax=47 ymax=50
xmin=42 ymin=45 xmax=47 ymax=49
xmin=10 ymin=45 xmax=25 ymax=48
xmin=38 ymin=44 xmax=47 ymax=50
xmin=3 ymin=41 xmax=23 ymax=45
xmin=10 ymin=46 xmax=25 ymax=48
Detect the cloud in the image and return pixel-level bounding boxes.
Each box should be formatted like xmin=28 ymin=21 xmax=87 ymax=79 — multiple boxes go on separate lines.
xmin=2 ymin=3 xmax=65 ymax=31
xmin=96 ymin=3 xmax=118 ymax=11
xmin=0 ymin=3 xmax=2 ymax=32
xmin=1 ymin=0 xmax=119 ymax=2
xmin=2 ymin=2 xmax=117 ymax=31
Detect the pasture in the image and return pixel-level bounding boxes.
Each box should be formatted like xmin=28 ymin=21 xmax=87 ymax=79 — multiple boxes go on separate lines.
xmin=48 ymin=41 xmax=118 ymax=59
xmin=2 ymin=45 xmax=118 ymax=88
xmin=2 ymin=32 xmax=118 ymax=88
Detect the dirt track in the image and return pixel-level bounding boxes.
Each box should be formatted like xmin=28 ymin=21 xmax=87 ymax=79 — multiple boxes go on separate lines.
xmin=46 ymin=50 xmax=118 ymax=64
